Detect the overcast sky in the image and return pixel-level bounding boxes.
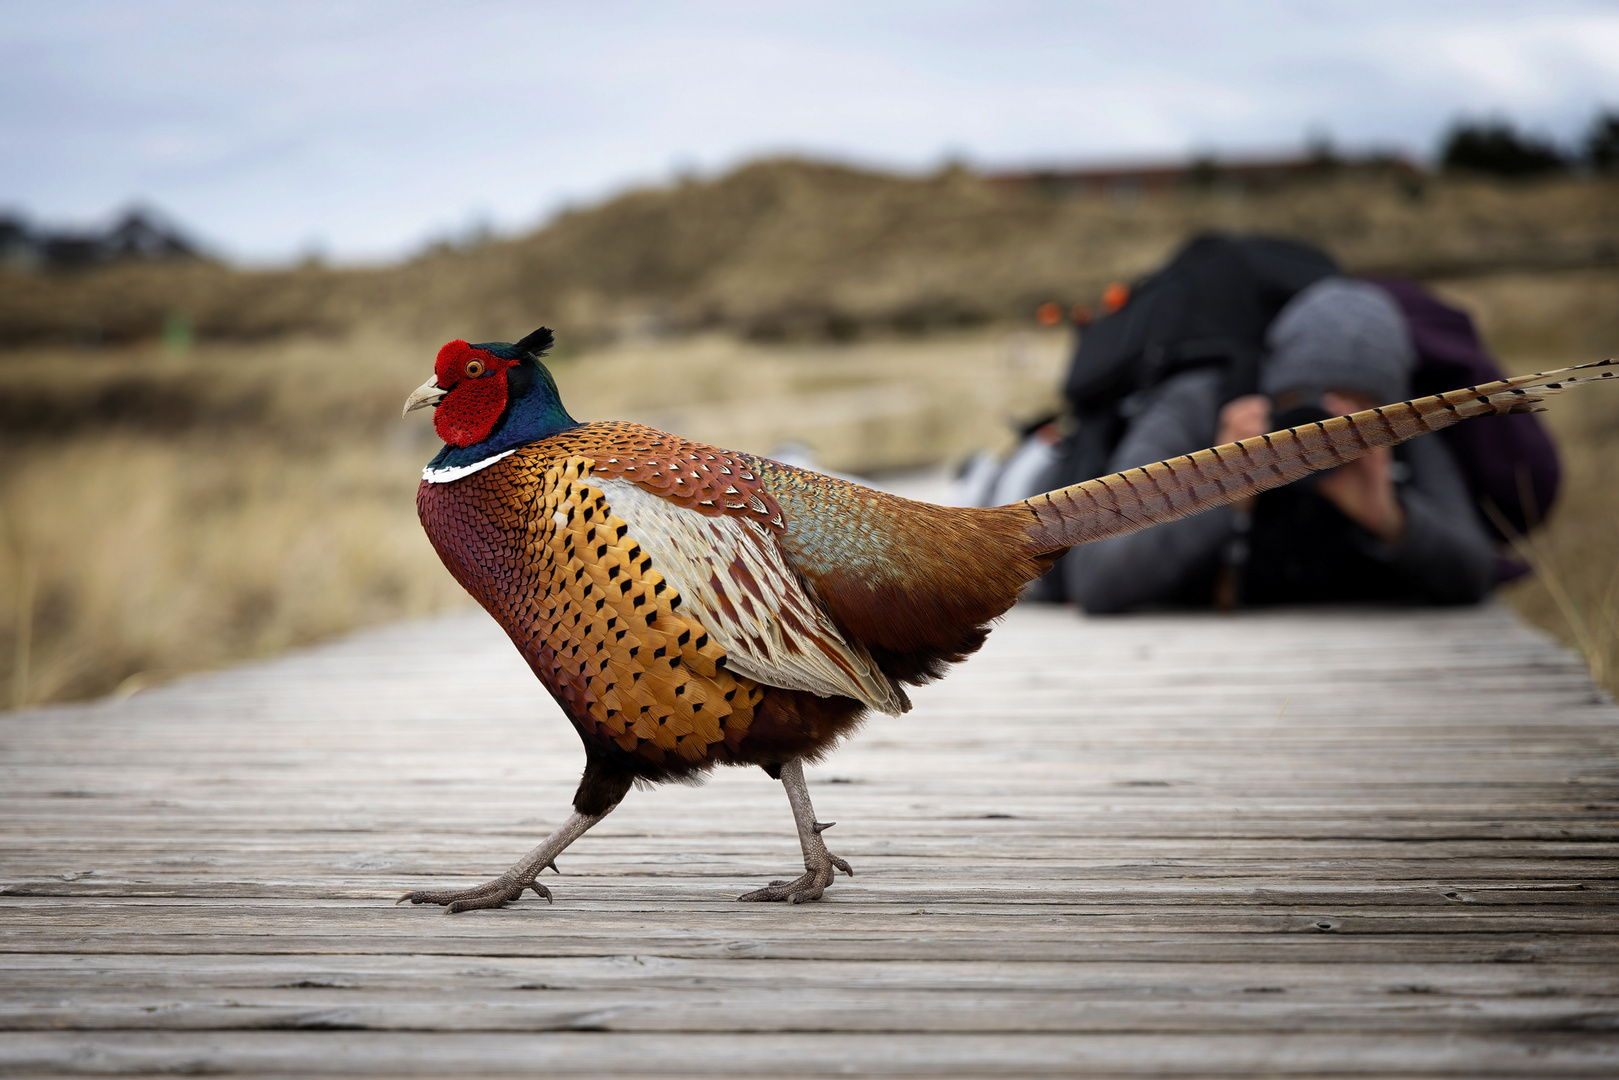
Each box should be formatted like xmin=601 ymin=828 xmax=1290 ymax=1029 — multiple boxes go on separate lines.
xmin=3 ymin=1 xmax=1615 ymax=264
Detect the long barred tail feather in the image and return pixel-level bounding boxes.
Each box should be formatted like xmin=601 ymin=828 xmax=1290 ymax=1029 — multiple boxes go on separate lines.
xmin=1021 ymin=358 xmax=1617 ymax=554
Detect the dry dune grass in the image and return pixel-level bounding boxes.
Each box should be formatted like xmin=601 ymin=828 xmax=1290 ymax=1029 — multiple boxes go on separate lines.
xmin=2 ymin=161 xmax=1616 ymax=707
xmin=4 ymin=161 xmax=1615 ymax=349
xmin=0 ymin=330 xmax=460 ymax=705
xmin=2 ymin=435 xmax=462 ymax=705
xmin=401 ymin=164 xmax=1619 ymax=345
xmin=1436 ymin=269 xmax=1619 ymax=698
xmin=1498 ymin=397 xmax=1619 ymax=697
xmin=563 ymin=329 xmax=1069 ymax=472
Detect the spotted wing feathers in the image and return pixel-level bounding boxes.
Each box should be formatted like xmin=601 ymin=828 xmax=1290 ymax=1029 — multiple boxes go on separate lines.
xmin=551 ymin=421 xmax=787 ymax=532
xmin=599 ymin=477 xmax=910 ymax=716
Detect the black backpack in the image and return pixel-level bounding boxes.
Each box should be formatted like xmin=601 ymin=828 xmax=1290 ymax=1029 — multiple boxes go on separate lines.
xmin=1051 ymin=232 xmax=1340 ymax=491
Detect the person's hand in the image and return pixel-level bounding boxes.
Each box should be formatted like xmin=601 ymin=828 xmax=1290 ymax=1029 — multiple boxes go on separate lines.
xmin=1217 ymin=394 xmax=1271 ymax=445
xmin=1216 ymin=395 xmax=1271 ymax=514
xmin=1316 ymin=391 xmax=1405 ymax=544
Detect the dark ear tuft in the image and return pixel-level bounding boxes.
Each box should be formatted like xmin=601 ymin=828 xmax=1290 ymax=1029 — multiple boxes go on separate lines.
xmin=515 ymin=326 xmax=554 ymax=357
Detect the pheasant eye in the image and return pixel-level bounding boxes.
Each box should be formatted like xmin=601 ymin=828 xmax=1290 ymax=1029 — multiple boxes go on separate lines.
xmin=465 ymin=359 xmax=485 ymax=378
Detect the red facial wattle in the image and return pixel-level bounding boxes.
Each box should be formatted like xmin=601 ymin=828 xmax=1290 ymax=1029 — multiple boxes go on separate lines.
xmin=432 ymin=340 xmax=518 ymax=447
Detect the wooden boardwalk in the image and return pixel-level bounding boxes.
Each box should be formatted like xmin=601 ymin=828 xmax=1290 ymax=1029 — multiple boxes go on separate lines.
xmin=2 ymin=603 xmax=1616 ymax=1077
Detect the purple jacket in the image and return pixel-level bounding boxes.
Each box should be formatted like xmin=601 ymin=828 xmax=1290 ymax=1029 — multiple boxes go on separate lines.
xmin=1370 ymin=278 xmax=1560 ymax=546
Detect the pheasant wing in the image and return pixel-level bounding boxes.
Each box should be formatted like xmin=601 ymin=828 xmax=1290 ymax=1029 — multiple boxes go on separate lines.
xmin=597 ymin=477 xmax=909 ymax=716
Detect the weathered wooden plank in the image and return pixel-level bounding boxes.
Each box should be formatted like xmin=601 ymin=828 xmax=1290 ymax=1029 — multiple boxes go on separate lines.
xmin=2 ymin=932 xmax=1611 ymax=965
xmin=3 ymin=1030 xmax=1617 ymax=1076
xmin=4 ymin=897 xmax=1616 ymax=931
xmin=4 ymin=990 xmax=1616 ymax=1035
xmin=6 ymin=954 xmax=1616 ymax=994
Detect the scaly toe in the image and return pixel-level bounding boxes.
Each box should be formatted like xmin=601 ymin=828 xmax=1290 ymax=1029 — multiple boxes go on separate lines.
xmin=737 ymin=877 xmax=799 ymax=902
xmin=397 ymin=877 xmax=530 ymax=912
xmin=738 ymin=865 xmax=839 ymax=903
xmin=444 ymin=887 xmax=523 ymax=914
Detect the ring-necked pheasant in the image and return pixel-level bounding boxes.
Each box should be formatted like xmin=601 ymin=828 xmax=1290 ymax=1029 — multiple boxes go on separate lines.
xmin=398 ymin=326 xmax=1614 ymax=912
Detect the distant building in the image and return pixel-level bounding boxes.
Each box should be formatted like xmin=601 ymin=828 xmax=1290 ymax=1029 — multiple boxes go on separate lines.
xmin=0 ymin=207 xmax=201 ymax=271
xmin=0 ymin=215 xmax=36 ymax=269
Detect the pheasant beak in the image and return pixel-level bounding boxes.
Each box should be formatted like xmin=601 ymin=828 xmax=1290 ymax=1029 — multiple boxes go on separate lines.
xmin=402 ymin=374 xmax=446 ymax=417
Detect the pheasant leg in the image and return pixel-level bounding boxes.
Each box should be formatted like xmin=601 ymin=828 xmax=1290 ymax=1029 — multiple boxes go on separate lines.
xmin=397 ymin=810 xmax=604 ymax=914
xmin=739 ymin=758 xmax=854 ymax=904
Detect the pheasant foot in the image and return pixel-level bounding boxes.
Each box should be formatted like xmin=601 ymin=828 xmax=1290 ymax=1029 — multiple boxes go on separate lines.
xmin=396 ymin=866 xmax=558 ymax=913
xmin=738 ymin=758 xmax=853 ymax=904
xmin=396 ymin=811 xmax=600 ymax=914
xmin=738 ymin=848 xmax=853 ymax=904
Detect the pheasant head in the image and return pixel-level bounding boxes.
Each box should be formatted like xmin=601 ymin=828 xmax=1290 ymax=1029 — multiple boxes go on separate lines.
xmin=403 ymin=326 xmax=577 ymax=474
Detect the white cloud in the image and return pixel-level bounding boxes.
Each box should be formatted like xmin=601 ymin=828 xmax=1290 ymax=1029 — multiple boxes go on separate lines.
xmin=1432 ymin=16 xmax=1619 ymax=102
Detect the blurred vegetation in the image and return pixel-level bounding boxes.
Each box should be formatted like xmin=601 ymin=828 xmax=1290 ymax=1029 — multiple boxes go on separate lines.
xmin=1437 ymin=109 xmax=1619 ymax=180
xmin=1441 ymin=120 xmax=1570 ymax=179
xmin=0 ymin=333 xmax=469 ymax=706
xmin=6 ymin=157 xmax=1618 ymax=351
xmin=1436 ymin=270 xmax=1619 ymax=698
xmin=2 ymin=158 xmax=1617 ymax=707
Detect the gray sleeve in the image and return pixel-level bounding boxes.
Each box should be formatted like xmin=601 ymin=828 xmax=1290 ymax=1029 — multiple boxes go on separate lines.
xmin=1369 ymin=435 xmax=1496 ymax=604
xmin=1064 ymin=370 xmax=1236 ymax=614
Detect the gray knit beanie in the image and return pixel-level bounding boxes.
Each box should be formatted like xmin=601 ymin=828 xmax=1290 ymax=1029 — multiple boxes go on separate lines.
xmin=1261 ymin=278 xmax=1415 ymax=405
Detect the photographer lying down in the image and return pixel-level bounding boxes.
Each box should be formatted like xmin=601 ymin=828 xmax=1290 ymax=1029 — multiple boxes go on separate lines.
xmin=1064 ymin=279 xmax=1497 ymax=613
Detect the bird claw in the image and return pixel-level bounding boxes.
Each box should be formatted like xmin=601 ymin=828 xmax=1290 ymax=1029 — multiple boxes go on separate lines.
xmin=396 ymin=874 xmax=546 ymax=914
xmin=738 ymin=852 xmax=854 ymax=904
